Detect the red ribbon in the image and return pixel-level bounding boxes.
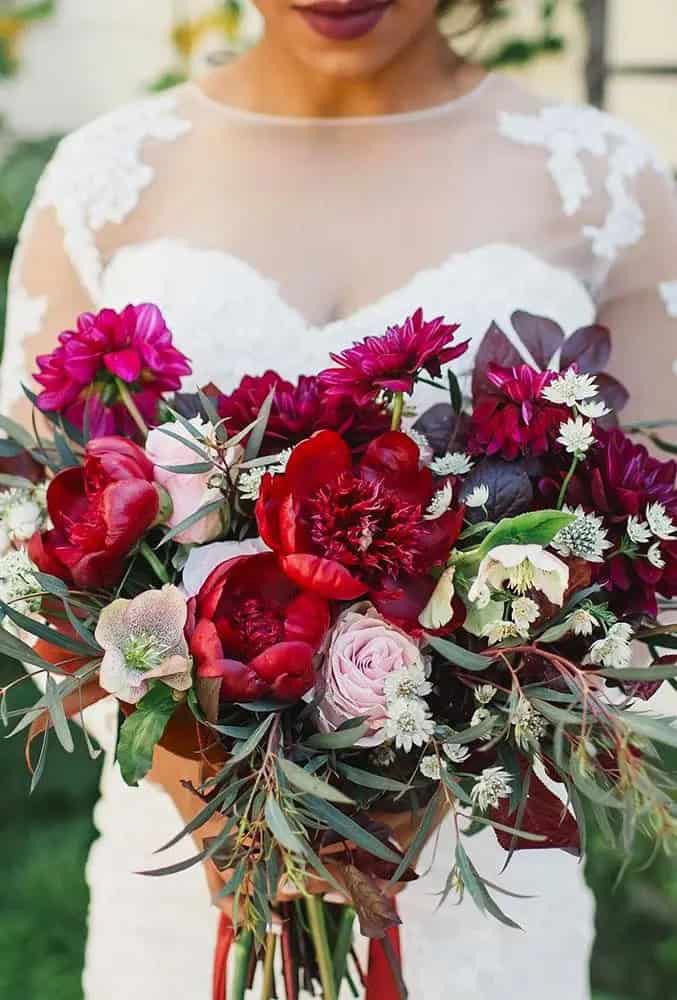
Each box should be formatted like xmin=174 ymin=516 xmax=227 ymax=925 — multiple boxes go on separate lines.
xmin=212 ymin=912 xmax=401 ymax=999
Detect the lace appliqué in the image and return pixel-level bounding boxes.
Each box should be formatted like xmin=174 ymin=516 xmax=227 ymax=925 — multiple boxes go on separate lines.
xmin=0 ymin=276 xmax=47 ymax=410
xmin=29 ymin=93 xmax=191 ymax=302
xmin=499 ymin=104 xmax=669 ymax=269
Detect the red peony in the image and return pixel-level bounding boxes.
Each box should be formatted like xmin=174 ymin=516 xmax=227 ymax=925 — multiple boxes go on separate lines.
xmin=552 ymin=428 xmax=677 ymax=615
xmin=190 ymin=552 xmax=329 ymax=703
xmin=29 ymin=438 xmax=159 ymax=589
xmin=468 ymin=363 xmax=568 ymax=461
xmin=318 ymin=309 xmax=469 ymax=405
xmin=33 ymin=304 xmax=191 ymax=437
xmin=256 ymin=430 xmax=465 ymax=625
xmin=216 ymin=371 xmax=389 ymax=455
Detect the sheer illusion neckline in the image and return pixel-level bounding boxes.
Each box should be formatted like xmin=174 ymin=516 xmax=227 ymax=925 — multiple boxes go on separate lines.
xmin=185 ymin=72 xmax=497 ymax=127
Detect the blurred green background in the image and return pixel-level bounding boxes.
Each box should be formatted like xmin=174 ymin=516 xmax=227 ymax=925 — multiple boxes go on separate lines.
xmin=1 ymin=2 xmax=677 ymax=998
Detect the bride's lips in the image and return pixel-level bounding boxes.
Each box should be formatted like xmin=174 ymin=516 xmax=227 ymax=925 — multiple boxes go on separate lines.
xmin=292 ymin=0 xmax=393 ymax=42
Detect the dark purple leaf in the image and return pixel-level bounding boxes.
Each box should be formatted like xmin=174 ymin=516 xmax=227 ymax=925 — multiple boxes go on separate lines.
xmin=413 ymin=404 xmax=469 ymax=456
xmin=472 ymin=322 xmax=523 ymax=401
xmin=491 ymin=772 xmax=580 ymax=854
xmin=461 ymin=458 xmax=533 ymax=522
xmin=596 ymin=373 xmax=629 ymax=421
xmin=511 ymin=311 xmax=565 ymax=370
xmin=560 ymin=324 xmax=611 ymax=374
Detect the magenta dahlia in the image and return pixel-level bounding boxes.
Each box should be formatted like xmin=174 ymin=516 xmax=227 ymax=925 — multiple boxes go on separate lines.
xmin=318 ymin=309 xmax=468 ymax=406
xmin=217 ymin=371 xmax=389 ymax=454
xmin=33 ymin=304 xmax=191 ymax=436
xmin=468 ymin=363 xmax=568 ymax=461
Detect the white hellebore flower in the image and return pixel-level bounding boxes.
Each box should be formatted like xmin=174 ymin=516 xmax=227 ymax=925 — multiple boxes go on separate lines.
xmin=469 ymin=544 xmax=570 ymax=606
xmin=430 ymin=452 xmax=474 ymax=477
xmin=482 ymin=620 xmax=523 ymax=646
xmin=474 ymin=684 xmax=497 ymax=705
xmin=465 ymin=484 xmax=489 ymax=509
xmin=552 ymin=505 xmax=612 ymax=563
xmin=566 ymin=608 xmax=597 ymax=637
xmin=381 ymin=698 xmax=435 ymax=753
xmin=645 ymin=502 xmax=676 ymax=541
xmin=587 ymin=622 xmax=634 ymax=670
xmin=424 ymin=481 xmax=453 ymax=520
xmin=420 ymin=755 xmax=442 ymax=780
xmin=557 ymin=416 xmax=595 ymax=457
xmin=470 ymin=766 xmax=513 ymax=812
xmin=542 ymin=369 xmax=599 ymax=407
xmin=95 ymin=585 xmax=193 ymax=705
xmin=626 ymin=515 xmax=652 ymax=545
xmin=419 ymin=566 xmax=456 ymax=630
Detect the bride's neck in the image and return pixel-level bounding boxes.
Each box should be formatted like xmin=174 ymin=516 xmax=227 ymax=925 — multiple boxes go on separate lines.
xmin=199 ymin=29 xmax=483 ymax=119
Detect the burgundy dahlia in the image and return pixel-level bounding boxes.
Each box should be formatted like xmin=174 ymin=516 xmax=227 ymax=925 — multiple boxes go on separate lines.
xmin=468 ymin=363 xmax=568 ymax=461
xmin=217 ymin=371 xmax=389 ymax=454
xmin=33 ymin=304 xmax=191 ymax=437
xmin=318 ymin=309 xmax=469 ymax=406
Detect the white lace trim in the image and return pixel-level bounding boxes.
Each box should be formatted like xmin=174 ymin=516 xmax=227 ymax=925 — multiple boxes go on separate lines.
xmin=29 ymin=93 xmax=191 ymax=302
xmin=0 ymin=276 xmax=47 ymax=411
xmin=499 ymin=104 xmax=669 ymax=270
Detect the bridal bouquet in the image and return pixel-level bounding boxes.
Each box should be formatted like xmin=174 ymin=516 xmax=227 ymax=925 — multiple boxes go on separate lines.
xmin=2 ymin=303 xmax=677 ymax=1000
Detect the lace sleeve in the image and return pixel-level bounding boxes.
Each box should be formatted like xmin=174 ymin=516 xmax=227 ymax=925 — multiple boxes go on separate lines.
xmin=597 ymin=159 xmax=677 ymax=439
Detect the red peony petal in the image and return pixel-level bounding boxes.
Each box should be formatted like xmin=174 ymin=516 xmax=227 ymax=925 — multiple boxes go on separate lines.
xmin=101 ymin=481 xmax=159 ymax=554
xmin=250 ymin=641 xmax=315 ymax=701
xmin=281 ymin=553 xmax=367 ymax=600
xmin=283 ymin=430 xmax=351 ymax=500
xmin=46 ymin=468 xmax=89 ymax=536
xmin=359 ymin=431 xmax=434 ymax=507
xmin=284 ymin=591 xmax=330 ymax=651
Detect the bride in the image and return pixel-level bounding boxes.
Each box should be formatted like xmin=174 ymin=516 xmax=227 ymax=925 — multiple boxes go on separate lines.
xmin=4 ymin=1 xmax=677 ymax=996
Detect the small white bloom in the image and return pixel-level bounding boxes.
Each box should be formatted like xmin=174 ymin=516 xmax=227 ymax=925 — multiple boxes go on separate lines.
xmin=512 ymin=697 xmax=548 ymax=750
xmin=552 ymin=505 xmax=612 ymax=563
xmin=237 ymin=449 xmax=291 ymax=502
xmin=383 ymin=663 xmax=432 ymax=705
xmin=0 ymin=526 xmax=11 ymax=557
xmin=577 ymin=399 xmax=610 ymax=420
xmin=0 ymin=548 xmax=40 ymax=617
xmin=557 ymin=416 xmax=595 ymax=456
xmin=470 ymin=766 xmax=513 ymax=812
xmin=474 ymin=684 xmax=497 ymax=705
xmin=424 ymin=481 xmax=453 ymax=520
xmin=482 ymin=620 xmax=523 ymax=646
xmin=542 ymin=369 xmax=599 ymax=407
xmin=587 ymin=622 xmax=634 ymax=670
xmin=511 ymin=596 xmax=540 ymax=635
xmin=6 ymin=499 xmax=43 ymax=542
xmin=566 ymin=608 xmax=597 ymax=637
xmin=469 ymin=544 xmax=569 ymax=606
xmin=471 ymin=706 xmax=496 ymax=741
xmin=443 ymin=742 xmax=470 ymax=764
xmin=406 ymin=428 xmax=430 ymax=455
xmin=626 ymin=515 xmax=652 ymax=545
xmin=647 ymin=542 xmax=666 ymax=570
xmin=430 ymin=452 xmax=474 ymax=477
xmin=381 ymin=698 xmax=435 ymax=753
xmin=419 ymin=566 xmax=456 ymax=630
xmin=420 ymin=755 xmax=442 ymax=780
xmin=464 ymin=484 xmax=490 ymax=509
xmin=646 ymin=502 xmax=676 ymax=541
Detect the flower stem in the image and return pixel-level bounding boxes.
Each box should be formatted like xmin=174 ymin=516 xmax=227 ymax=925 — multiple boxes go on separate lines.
xmin=231 ymin=930 xmax=254 ymax=1000
xmin=260 ymin=931 xmax=276 ymax=1000
xmin=139 ymin=541 xmax=169 ymax=584
xmin=305 ymin=896 xmax=337 ymax=1000
xmin=115 ymin=378 xmax=149 ymax=438
xmin=332 ymin=906 xmax=356 ymax=992
xmin=390 ymin=392 xmax=405 ymax=431
xmin=557 ymin=456 xmax=579 ymax=509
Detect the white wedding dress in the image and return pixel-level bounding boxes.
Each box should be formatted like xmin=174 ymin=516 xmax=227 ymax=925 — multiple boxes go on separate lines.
xmin=4 ymin=72 xmax=677 ymax=1000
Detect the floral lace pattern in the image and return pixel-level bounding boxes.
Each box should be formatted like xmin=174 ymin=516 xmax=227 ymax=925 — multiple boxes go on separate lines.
xmin=1 ymin=279 xmax=46 ymax=410
xmin=499 ymin=104 xmax=670 ymax=275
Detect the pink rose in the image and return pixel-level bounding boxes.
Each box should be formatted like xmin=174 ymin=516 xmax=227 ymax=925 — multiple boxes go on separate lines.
xmin=316 ymin=602 xmax=429 ymax=747
xmin=146 ymin=418 xmax=242 ymax=545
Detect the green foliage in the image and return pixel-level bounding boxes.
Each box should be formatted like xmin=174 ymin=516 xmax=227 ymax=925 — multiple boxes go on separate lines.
xmin=116 ymin=685 xmax=177 ymax=785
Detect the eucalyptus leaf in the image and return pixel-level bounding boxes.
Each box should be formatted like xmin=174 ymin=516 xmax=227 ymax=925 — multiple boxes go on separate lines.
xmin=623 ymin=712 xmax=677 ymax=750
xmin=265 ymin=796 xmax=307 ymax=854
xmin=45 ymin=675 xmax=74 ymax=753
xmin=304 ymin=722 xmax=371 ymax=750
xmin=304 ymin=796 xmax=401 ymax=864
xmin=279 ymin=758 xmax=353 ymax=804
xmin=337 ymin=763 xmax=411 ymax=793
xmin=156 ymin=499 xmax=225 ymax=547
xmin=455 ymin=841 xmax=522 ymax=930
xmin=0 ymin=599 xmax=98 ymax=656
xmin=245 ymin=386 xmax=276 ymax=461
xmin=426 ymin=634 xmax=493 ymax=672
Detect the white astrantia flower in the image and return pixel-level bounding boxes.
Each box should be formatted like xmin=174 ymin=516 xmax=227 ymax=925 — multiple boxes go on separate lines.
xmin=419 ymin=566 xmax=456 ymax=630
xmin=512 ymin=697 xmax=548 ymax=750
xmin=469 ymin=544 xmax=570 ymax=606
xmin=552 ymin=505 xmax=612 ymax=563
xmin=424 ymin=481 xmax=453 ymax=520
xmin=566 ymin=608 xmax=597 ymax=637
xmin=482 ymin=620 xmax=523 ymax=646
xmin=646 ymin=502 xmax=676 ymax=541
xmin=0 ymin=548 xmax=41 ymax=618
xmin=587 ymin=622 xmax=634 ymax=670
xmin=6 ymin=499 xmax=43 ymax=542
xmin=542 ymin=369 xmax=599 ymax=407
xmin=406 ymin=428 xmax=430 ymax=454
xmin=474 ymin=684 xmax=497 ymax=705
xmin=0 ymin=485 xmax=49 ymax=546
xmin=420 ymin=755 xmax=442 ymax=780
xmin=577 ymin=399 xmax=610 ymax=420
xmin=237 ymin=449 xmax=292 ymax=502
xmin=430 ymin=452 xmax=474 ymax=477
xmin=626 ymin=515 xmax=652 ymax=545
xmin=511 ymin=596 xmax=540 ymax=635
xmin=647 ymin=542 xmax=666 ymax=570
xmin=471 ymin=706 xmax=496 ymax=742
xmin=470 ymin=766 xmax=513 ymax=812
xmin=383 ymin=662 xmax=432 ymax=705
xmin=443 ymin=742 xmax=470 ymax=764
xmin=557 ymin=416 xmax=595 ymax=456
xmin=465 ymin=484 xmax=490 ymax=509
xmin=381 ymin=698 xmax=435 ymax=753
